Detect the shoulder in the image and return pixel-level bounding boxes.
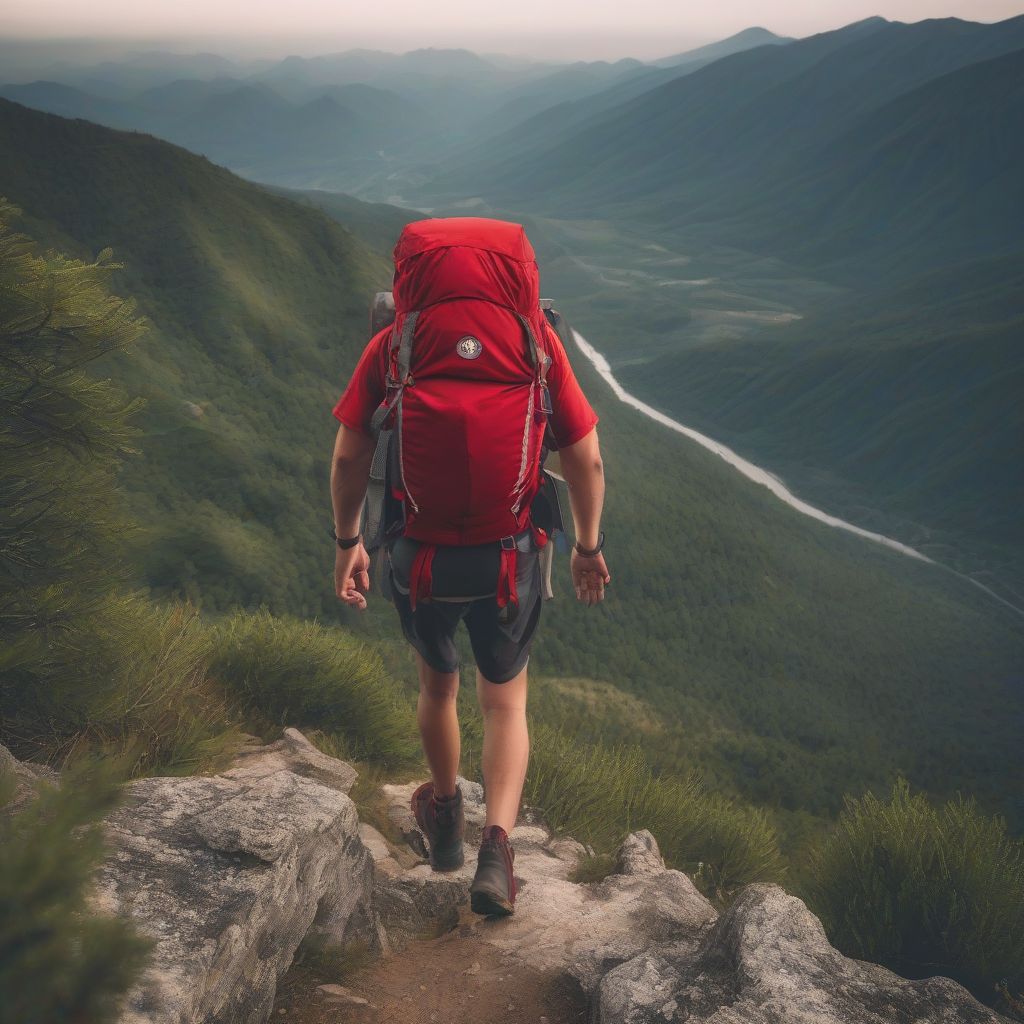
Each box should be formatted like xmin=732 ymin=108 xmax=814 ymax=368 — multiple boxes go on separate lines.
xmin=537 ymin=315 xmax=599 ymax=447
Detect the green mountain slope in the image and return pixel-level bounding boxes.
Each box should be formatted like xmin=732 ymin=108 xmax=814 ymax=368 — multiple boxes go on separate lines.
xmin=686 ymin=46 xmax=1024 ymax=278
xmin=1 ymin=97 xmax=1021 ymax=840
xmin=617 ymin=249 xmax=1024 ymax=559
xmin=0 ymin=95 xmax=396 ymax=616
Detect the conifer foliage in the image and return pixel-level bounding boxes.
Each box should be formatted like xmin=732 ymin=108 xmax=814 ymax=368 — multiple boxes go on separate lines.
xmin=0 ymin=757 xmax=153 ymax=1024
xmin=0 ymin=197 xmax=147 ymax=744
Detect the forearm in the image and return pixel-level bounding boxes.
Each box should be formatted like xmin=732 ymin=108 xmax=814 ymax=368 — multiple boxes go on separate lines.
xmin=331 ymin=424 xmax=374 ymax=537
xmin=557 ymin=428 xmax=604 ymax=550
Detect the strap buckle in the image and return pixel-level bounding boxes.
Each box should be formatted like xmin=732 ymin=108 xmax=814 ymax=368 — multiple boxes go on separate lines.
xmin=500 ymin=535 xmax=516 ymax=551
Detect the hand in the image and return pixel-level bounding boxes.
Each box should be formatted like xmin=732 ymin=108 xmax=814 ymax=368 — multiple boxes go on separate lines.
xmin=570 ymin=548 xmax=611 ymax=606
xmin=334 ymin=542 xmax=371 ymax=610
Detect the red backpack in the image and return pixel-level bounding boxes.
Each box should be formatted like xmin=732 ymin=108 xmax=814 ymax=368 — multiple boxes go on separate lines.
xmin=363 ymin=217 xmax=562 ymax=612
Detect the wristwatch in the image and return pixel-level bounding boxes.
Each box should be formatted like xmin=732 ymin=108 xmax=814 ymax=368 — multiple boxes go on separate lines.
xmin=331 ymin=528 xmax=363 ymax=550
xmin=574 ymin=531 xmax=605 ymax=557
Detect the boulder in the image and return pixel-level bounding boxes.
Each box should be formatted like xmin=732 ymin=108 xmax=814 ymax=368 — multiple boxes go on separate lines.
xmin=375 ymin=779 xmax=1012 ymax=1023
xmin=593 ymin=883 xmax=1013 ymax=1024
xmin=0 ymin=741 xmax=61 ymax=813
xmin=86 ymin=728 xmax=383 ymax=1024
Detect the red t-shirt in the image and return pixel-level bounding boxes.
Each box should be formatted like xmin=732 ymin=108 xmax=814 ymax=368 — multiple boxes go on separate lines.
xmin=332 ymin=320 xmax=599 ymax=448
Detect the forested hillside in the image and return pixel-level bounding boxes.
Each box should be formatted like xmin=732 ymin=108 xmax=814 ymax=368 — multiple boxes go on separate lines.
xmin=0 ymin=96 xmax=394 ymax=616
xmin=1 ymin=96 xmax=1020 ymax=844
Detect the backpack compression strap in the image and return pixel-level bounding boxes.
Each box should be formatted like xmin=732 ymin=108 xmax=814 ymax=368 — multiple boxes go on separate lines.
xmin=364 ymin=309 xmax=421 ymax=561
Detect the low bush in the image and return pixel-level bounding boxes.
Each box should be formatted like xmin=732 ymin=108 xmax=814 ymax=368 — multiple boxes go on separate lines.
xmin=520 ymin=718 xmax=785 ymax=899
xmin=8 ymin=596 xmax=244 ymax=779
xmin=803 ymin=776 xmax=1024 ymax=1001
xmin=207 ymin=609 xmax=420 ymax=767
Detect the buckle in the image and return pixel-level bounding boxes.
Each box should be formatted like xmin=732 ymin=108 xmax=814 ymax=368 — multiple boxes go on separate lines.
xmin=500 ymin=536 xmax=516 ymax=550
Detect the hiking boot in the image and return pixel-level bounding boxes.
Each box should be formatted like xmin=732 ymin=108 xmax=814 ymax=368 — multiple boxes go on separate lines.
xmin=410 ymin=780 xmax=465 ymax=871
xmin=470 ymin=824 xmax=517 ymax=916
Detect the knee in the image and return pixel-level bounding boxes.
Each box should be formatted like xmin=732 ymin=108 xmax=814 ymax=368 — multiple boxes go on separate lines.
xmin=419 ymin=675 xmax=459 ymax=703
xmin=477 ymin=667 xmax=528 ymax=714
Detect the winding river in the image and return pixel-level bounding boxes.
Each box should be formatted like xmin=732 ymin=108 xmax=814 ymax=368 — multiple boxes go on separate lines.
xmin=570 ymin=329 xmax=1024 ymax=618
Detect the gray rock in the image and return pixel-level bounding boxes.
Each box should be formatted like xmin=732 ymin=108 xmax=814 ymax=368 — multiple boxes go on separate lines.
xmin=593 ymin=883 xmax=1013 ymax=1024
xmin=0 ymin=741 xmax=61 ymax=813
xmin=85 ymin=729 xmax=382 ymax=1024
xmin=614 ymin=829 xmax=666 ymax=876
xmin=316 ymin=983 xmax=371 ymax=1007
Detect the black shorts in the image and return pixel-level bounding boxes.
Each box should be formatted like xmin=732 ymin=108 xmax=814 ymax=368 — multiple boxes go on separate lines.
xmin=387 ymin=529 xmax=543 ymax=684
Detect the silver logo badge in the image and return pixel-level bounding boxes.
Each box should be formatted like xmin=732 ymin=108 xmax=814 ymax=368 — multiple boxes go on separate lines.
xmin=456 ymin=336 xmax=483 ymax=359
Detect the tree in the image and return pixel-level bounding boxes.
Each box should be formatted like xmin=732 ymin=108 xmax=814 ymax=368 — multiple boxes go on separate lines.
xmin=0 ymin=196 xmax=147 ymax=751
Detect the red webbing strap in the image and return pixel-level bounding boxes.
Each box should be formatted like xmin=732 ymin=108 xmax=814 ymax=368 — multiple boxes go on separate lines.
xmin=409 ymin=542 xmax=436 ymax=612
xmin=496 ymin=538 xmax=519 ymax=609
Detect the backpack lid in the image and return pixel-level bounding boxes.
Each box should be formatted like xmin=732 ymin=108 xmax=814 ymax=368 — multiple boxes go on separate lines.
xmin=392 ymin=217 xmax=540 ymax=316
xmin=393 ymin=217 xmax=535 ymax=264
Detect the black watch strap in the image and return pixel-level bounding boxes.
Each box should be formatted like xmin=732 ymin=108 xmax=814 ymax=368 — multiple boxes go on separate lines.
xmin=332 ymin=528 xmax=362 ymax=550
xmin=574 ymin=531 xmax=605 ymax=557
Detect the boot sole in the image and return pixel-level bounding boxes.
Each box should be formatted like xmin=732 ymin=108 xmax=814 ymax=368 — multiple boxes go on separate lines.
xmin=470 ymin=886 xmax=515 ymax=916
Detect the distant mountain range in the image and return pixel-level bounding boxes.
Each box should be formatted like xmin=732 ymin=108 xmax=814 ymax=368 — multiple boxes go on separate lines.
xmin=431 ymin=15 xmax=1024 ymax=262
xmin=652 ymin=26 xmax=791 ymax=67
xmin=0 ymin=30 xmax=788 ymax=193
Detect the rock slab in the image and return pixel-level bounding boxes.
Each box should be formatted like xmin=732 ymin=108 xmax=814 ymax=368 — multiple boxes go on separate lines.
xmin=593 ymin=882 xmax=1012 ymax=1024
xmin=88 ymin=728 xmax=382 ymax=1024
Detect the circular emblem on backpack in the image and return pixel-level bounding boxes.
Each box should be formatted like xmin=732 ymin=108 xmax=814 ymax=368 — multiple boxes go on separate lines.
xmin=456 ymin=336 xmax=483 ymax=359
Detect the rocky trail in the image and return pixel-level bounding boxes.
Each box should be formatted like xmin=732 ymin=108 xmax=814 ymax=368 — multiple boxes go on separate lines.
xmin=3 ymin=728 xmax=1013 ymax=1024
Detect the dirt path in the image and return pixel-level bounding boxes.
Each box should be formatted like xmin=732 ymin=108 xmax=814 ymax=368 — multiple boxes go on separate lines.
xmin=273 ymin=901 xmax=588 ymax=1023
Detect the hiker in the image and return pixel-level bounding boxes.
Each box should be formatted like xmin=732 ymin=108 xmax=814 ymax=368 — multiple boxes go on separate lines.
xmin=329 ymin=217 xmax=610 ymax=917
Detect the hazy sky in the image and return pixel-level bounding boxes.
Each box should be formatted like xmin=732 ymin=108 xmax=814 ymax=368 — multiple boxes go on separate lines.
xmin=2 ymin=0 xmax=1022 ymax=60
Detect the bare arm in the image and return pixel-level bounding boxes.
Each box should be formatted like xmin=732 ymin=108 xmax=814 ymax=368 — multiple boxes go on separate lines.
xmin=555 ymin=425 xmax=611 ymax=604
xmin=331 ymin=422 xmax=374 ymax=537
xmin=330 ymin=423 xmax=375 ymax=608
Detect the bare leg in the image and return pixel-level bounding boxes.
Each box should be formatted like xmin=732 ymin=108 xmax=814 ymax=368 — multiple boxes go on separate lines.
xmin=476 ymin=663 xmax=529 ymax=835
xmin=414 ymin=651 xmax=460 ymax=798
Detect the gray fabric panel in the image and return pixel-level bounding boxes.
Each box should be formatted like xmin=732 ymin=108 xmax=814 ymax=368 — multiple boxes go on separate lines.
xmin=539 ymin=537 xmax=555 ymax=601
xmin=397 ymin=309 xmax=420 ymax=380
xmin=362 ymin=428 xmax=391 ymax=550
xmin=516 ymin=312 xmax=539 ymax=369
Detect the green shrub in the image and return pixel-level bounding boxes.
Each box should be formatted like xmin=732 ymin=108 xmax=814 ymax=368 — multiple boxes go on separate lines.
xmin=521 ymin=718 xmax=784 ymax=898
xmin=4 ymin=581 xmax=246 ymax=780
xmin=207 ymin=609 xmax=420 ymax=767
xmin=803 ymin=777 xmax=1024 ymax=1000
xmin=0 ymin=754 xmax=153 ymax=1024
